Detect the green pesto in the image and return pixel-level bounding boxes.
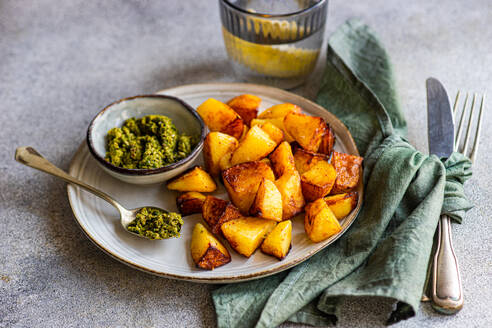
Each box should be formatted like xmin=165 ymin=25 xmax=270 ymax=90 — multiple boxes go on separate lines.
xmin=105 ymin=115 xmax=197 ymax=169
xmin=127 ymin=207 xmax=183 ymax=240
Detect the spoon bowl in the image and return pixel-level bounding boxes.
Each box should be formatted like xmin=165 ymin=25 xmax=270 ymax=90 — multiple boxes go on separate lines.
xmin=15 ymin=146 xmax=180 ymax=241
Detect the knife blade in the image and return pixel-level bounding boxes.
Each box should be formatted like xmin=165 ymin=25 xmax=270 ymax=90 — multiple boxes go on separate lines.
xmin=426 ymin=78 xmax=455 ymax=157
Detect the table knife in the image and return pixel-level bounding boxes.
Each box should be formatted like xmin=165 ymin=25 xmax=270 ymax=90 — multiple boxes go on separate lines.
xmin=426 ymin=77 xmax=463 ymax=314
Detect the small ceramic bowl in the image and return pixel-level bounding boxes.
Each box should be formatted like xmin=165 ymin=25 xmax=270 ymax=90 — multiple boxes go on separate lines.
xmin=87 ymin=95 xmax=205 ymax=185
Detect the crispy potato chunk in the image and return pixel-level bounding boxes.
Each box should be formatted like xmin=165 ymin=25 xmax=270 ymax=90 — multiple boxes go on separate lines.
xmin=304 ymin=198 xmax=342 ymax=242
xmin=256 ymin=122 xmax=284 ymax=144
xmin=230 ymin=125 xmax=277 ymax=166
xmin=261 ymin=220 xmax=292 ymax=260
xmin=293 ymin=148 xmax=328 ymax=175
xmin=222 ymin=161 xmax=275 ymax=214
xmin=191 ymin=223 xmax=231 ymax=270
xmin=251 ymin=118 xmax=294 ymax=142
xmin=284 ymin=112 xmax=327 ymax=152
xmin=221 ymin=217 xmax=276 ymax=257
xmin=275 ymin=171 xmax=305 ymax=220
xmin=197 ymin=98 xmax=244 ymax=139
xmin=218 ymin=152 xmax=233 ymax=171
xmin=176 ymin=191 xmax=206 ymax=216
xmin=301 ymin=161 xmax=337 ymax=202
xmin=258 ymin=103 xmax=301 ymax=119
xmin=166 ymin=166 xmax=217 ymax=192
xmin=227 ymin=94 xmax=261 ymax=126
xmin=269 ymin=141 xmax=297 ymax=177
xmin=324 ymin=192 xmax=358 ymax=219
xmin=331 ymin=151 xmax=363 ymax=193
xmin=201 ymin=196 xmax=243 ymax=235
xmin=203 ymin=132 xmax=238 ymax=177
xmin=318 ymin=124 xmax=336 ymax=155
xmin=250 ymin=178 xmax=283 ymax=221
xmin=239 ymin=125 xmax=249 ymax=142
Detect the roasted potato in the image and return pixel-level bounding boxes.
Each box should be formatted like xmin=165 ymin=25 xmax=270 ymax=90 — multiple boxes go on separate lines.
xmin=260 ymin=220 xmax=292 ymax=260
xmin=318 ymin=124 xmax=336 ymax=155
xmin=203 ymin=132 xmax=238 ymax=177
xmin=301 ymin=160 xmax=337 ymax=202
xmin=324 ymin=192 xmax=358 ymax=219
xmin=255 ymin=122 xmax=284 ymax=144
xmin=191 ymin=223 xmax=231 ymax=270
xmin=222 ymin=161 xmax=275 ymax=214
xmin=221 ymin=217 xmax=276 ymax=257
xmin=197 ymin=98 xmax=244 ymax=139
xmin=283 ymin=112 xmax=327 ymax=152
xmin=331 ymin=151 xmax=363 ymax=193
xmin=239 ymin=125 xmax=249 ymax=142
xmin=304 ymin=198 xmax=342 ymax=242
xmin=251 ymin=117 xmax=294 ymax=142
xmin=269 ymin=141 xmax=297 ymax=178
xmin=275 ymin=171 xmax=305 ymax=220
xmin=230 ymin=125 xmax=277 ymax=166
xmin=250 ymin=178 xmax=283 ymax=221
xmin=166 ymin=166 xmax=217 ymax=192
xmin=293 ymin=148 xmax=328 ymax=175
xmin=201 ymin=196 xmax=243 ymax=235
xmin=218 ymin=152 xmax=233 ymax=171
xmin=257 ymin=103 xmax=301 ymax=119
xmin=176 ymin=191 xmax=206 ymax=216
xmin=227 ymin=94 xmax=261 ymax=126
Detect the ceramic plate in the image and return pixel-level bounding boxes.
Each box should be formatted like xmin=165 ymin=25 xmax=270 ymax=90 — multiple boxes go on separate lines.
xmin=67 ymin=83 xmax=362 ymax=283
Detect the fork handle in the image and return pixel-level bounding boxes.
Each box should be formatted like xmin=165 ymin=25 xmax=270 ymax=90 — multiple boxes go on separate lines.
xmin=431 ymin=214 xmax=463 ymax=314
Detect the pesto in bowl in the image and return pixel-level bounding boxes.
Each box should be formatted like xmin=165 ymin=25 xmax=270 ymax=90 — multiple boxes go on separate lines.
xmin=105 ymin=115 xmax=197 ymax=169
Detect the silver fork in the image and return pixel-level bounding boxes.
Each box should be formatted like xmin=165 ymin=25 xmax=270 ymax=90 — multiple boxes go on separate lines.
xmin=429 ymin=91 xmax=485 ymax=314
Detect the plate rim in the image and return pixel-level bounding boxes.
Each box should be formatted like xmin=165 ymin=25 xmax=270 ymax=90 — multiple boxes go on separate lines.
xmin=67 ymin=82 xmax=363 ymax=283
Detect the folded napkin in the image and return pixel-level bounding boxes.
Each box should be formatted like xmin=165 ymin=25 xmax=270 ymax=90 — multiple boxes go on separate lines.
xmin=212 ymin=19 xmax=472 ymax=327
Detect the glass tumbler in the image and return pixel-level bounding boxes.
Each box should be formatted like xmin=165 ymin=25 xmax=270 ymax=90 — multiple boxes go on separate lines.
xmin=219 ymin=0 xmax=328 ymax=89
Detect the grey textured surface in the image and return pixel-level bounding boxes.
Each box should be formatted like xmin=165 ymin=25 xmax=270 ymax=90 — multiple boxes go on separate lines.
xmin=1 ymin=1 xmax=491 ymax=327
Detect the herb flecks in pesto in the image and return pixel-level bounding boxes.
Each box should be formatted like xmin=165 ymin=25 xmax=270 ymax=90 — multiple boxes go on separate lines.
xmin=127 ymin=207 xmax=183 ymax=240
xmin=105 ymin=115 xmax=197 ymax=169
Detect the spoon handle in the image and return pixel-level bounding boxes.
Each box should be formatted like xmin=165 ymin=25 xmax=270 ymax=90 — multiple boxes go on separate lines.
xmin=15 ymin=146 xmax=125 ymax=213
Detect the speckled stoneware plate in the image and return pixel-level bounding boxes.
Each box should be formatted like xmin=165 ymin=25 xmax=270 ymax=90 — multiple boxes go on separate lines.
xmin=67 ymin=83 xmax=363 ymax=283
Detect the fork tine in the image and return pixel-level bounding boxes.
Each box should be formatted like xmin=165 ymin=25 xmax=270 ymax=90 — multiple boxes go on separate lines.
xmin=469 ymin=94 xmax=485 ymax=163
xmin=462 ymin=93 xmax=477 ymax=155
xmin=452 ymin=91 xmax=461 ymax=120
xmin=455 ymin=93 xmax=469 ymax=151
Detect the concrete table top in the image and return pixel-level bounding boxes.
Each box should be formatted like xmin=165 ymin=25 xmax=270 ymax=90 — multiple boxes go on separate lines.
xmin=1 ymin=1 xmax=490 ymax=327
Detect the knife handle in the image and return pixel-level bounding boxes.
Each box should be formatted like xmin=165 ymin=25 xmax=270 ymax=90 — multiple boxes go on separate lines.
xmin=431 ymin=215 xmax=463 ymax=314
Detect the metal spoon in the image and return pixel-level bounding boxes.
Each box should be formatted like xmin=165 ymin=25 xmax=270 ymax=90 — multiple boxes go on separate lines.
xmin=15 ymin=146 xmax=171 ymax=240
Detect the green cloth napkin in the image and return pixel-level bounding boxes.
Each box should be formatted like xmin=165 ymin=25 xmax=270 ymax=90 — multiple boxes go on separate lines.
xmin=212 ymin=19 xmax=472 ymax=327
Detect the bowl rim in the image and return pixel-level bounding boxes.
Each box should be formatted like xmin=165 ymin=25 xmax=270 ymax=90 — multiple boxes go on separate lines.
xmin=86 ymin=94 xmax=205 ymax=176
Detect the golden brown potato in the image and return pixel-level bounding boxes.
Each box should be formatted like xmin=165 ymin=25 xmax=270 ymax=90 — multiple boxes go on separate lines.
xmin=318 ymin=124 xmax=336 ymax=155
xmin=221 ymin=217 xmax=276 ymax=257
xmin=227 ymin=94 xmax=261 ymax=126
xmin=261 ymin=220 xmax=292 ymax=260
xmin=239 ymin=125 xmax=249 ymax=142
xmin=203 ymin=132 xmax=238 ymax=177
xmin=258 ymin=103 xmax=301 ymax=119
xmin=293 ymin=148 xmax=328 ymax=175
xmin=283 ymin=112 xmax=327 ymax=152
xmin=230 ymin=125 xmax=277 ymax=166
xmin=222 ymin=161 xmax=275 ymax=214
xmin=269 ymin=141 xmax=296 ymax=178
xmin=256 ymin=122 xmax=284 ymax=144
xmin=251 ymin=118 xmax=294 ymax=142
xmin=250 ymin=178 xmax=283 ymax=221
xmin=176 ymin=191 xmax=206 ymax=216
xmin=201 ymin=196 xmax=229 ymax=230
xmin=304 ymin=198 xmax=342 ymax=242
xmin=331 ymin=151 xmax=363 ymax=193
xmin=196 ymin=98 xmax=244 ymax=139
xmin=166 ymin=166 xmax=217 ymax=192
xmin=191 ymin=223 xmax=231 ymax=270
xmin=324 ymin=192 xmax=358 ymax=219
xmin=301 ymin=160 xmax=337 ymax=202
xmin=275 ymin=171 xmax=305 ymax=220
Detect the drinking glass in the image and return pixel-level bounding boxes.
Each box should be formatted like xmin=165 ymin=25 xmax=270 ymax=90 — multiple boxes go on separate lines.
xmin=219 ymin=0 xmax=328 ymax=89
